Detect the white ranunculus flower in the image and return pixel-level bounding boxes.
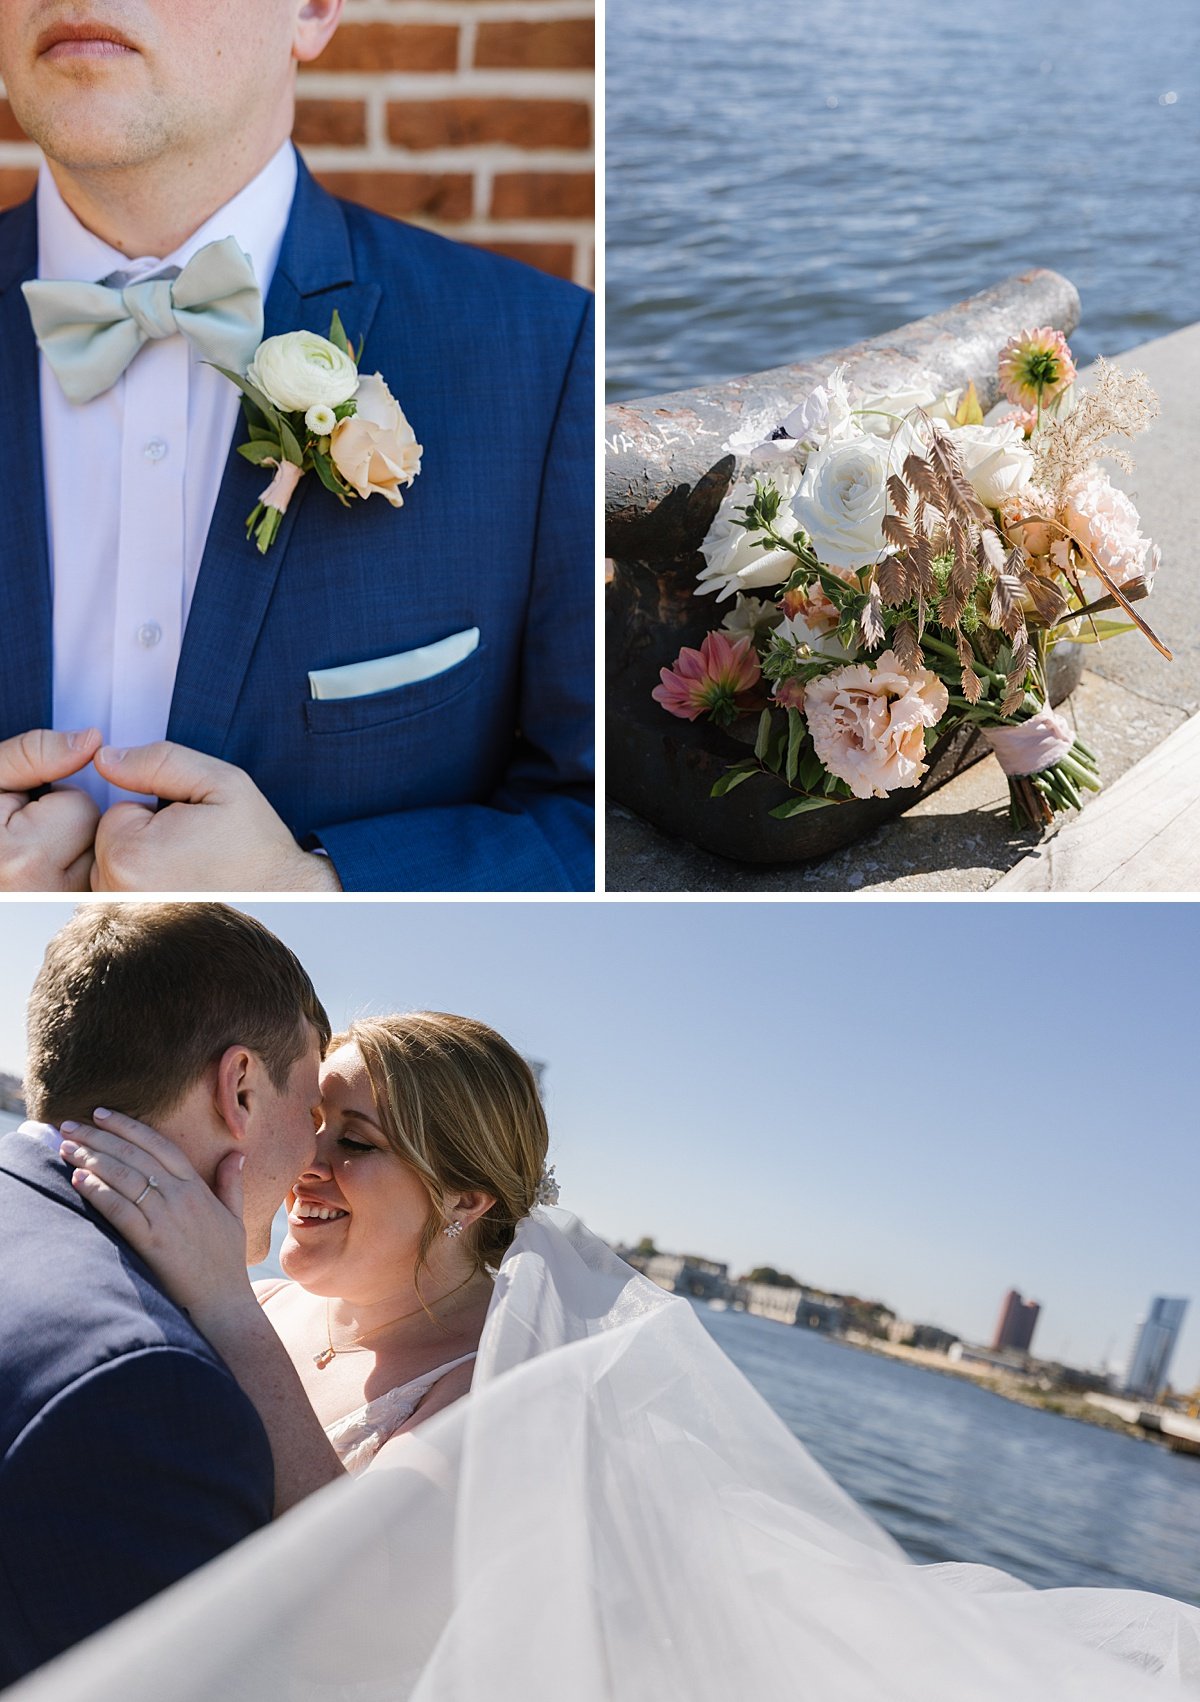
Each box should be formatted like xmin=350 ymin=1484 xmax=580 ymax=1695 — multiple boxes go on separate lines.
xmin=697 ymin=469 xmax=803 ymax=601
xmin=946 ymin=421 xmax=1033 ymax=509
xmin=248 ymin=331 xmax=359 ymax=413
xmin=790 ymin=433 xmax=896 ymax=570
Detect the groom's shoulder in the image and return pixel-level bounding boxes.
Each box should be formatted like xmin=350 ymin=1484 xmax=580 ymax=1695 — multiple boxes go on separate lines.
xmin=336 ymin=193 xmax=591 ymax=343
xmin=0 ymin=1141 xmax=238 ymax=1427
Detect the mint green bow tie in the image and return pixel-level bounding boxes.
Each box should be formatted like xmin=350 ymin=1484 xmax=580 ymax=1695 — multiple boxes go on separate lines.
xmin=22 ymin=235 xmax=264 ymax=405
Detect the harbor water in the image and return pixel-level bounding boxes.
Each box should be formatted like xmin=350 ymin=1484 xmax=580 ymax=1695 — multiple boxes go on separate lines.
xmin=697 ymin=1298 xmax=1200 ymax=1605
xmin=606 ymin=0 xmax=1200 ymax=400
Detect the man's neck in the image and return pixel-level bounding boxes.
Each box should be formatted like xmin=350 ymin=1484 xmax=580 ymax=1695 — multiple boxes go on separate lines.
xmin=45 ymin=126 xmax=293 ymax=259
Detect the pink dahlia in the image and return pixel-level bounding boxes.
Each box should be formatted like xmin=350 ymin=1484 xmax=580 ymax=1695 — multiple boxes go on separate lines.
xmin=998 ymin=327 xmax=1076 ymax=411
xmin=651 ymin=630 xmax=762 ymax=726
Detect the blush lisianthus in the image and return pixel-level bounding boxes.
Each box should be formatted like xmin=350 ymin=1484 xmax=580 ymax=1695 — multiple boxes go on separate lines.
xmin=998 ymin=327 xmax=1076 ymax=411
xmin=1052 ymin=468 xmax=1160 ymax=591
xmin=803 ymin=651 xmax=949 ymax=799
xmin=651 ymin=631 xmax=762 ymax=726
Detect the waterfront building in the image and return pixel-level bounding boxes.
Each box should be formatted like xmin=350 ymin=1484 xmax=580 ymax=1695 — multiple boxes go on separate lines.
xmin=641 ymin=1253 xmax=729 ymax=1301
xmin=992 ymin=1289 xmax=1040 ymax=1354
xmin=1124 ymin=1297 xmax=1189 ymax=1400
xmin=741 ymin=1284 xmax=843 ymax=1332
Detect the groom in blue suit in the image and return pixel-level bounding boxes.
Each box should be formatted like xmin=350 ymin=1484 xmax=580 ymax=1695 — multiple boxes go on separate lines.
xmin=0 ymin=0 xmax=593 ymax=893
xmin=0 ymin=903 xmax=330 ymax=1686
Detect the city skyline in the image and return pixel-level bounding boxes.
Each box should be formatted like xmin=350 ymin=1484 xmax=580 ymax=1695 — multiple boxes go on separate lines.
xmin=1 ymin=900 xmax=1197 ymax=1382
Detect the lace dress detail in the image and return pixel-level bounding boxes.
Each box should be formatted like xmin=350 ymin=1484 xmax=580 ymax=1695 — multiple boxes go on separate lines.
xmin=323 ymin=1353 xmax=477 ymax=1475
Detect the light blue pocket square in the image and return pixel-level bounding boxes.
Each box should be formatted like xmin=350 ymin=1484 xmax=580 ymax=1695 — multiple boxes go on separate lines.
xmin=308 ymin=627 xmax=480 ymax=701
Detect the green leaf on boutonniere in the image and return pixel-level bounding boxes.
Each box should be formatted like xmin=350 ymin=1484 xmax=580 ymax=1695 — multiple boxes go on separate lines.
xmin=237 ymin=440 xmax=287 ymax=467
xmin=310 ymin=451 xmax=354 ymax=506
xmin=277 ymin=415 xmax=305 ymax=468
xmin=208 ymin=363 xmax=281 ymax=431
xmin=327 ymin=310 xmax=352 ymax=359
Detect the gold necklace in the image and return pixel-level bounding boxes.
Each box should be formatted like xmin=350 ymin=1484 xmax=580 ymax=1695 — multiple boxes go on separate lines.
xmin=314 ymin=1274 xmax=477 ymax=1369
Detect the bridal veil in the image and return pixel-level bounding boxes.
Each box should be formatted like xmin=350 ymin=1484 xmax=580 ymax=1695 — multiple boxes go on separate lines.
xmin=12 ymin=1207 xmax=1200 ymax=1701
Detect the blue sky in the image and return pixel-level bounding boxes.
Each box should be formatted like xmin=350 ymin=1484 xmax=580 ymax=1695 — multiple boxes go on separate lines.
xmin=2 ymin=900 xmax=1196 ymax=1383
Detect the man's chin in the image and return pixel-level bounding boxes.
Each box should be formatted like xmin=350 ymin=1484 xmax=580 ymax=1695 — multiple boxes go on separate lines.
xmin=22 ymin=92 xmax=165 ymax=172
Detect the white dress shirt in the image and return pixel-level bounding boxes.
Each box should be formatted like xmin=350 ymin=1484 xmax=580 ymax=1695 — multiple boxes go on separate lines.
xmin=36 ymin=143 xmax=297 ymax=809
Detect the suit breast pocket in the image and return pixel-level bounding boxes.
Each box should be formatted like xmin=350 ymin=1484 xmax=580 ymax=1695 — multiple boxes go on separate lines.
xmin=303 ymin=642 xmax=486 ymax=736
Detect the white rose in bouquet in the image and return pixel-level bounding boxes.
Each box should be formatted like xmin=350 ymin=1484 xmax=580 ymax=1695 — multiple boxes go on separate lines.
xmin=697 ymin=468 xmax=803 ymax=600
xmin=947 ymin=421 xmax=1033 ymax=509
xmin=248 ymin=330 xmax=359 ymax=413
xmin=791 ymin=432 xmax=897 ymax=570
xmin=854 ymin=376 xmax=959 ymax=436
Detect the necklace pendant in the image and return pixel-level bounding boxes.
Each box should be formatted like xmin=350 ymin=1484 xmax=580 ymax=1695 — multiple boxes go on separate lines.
xmin=314 ymin=1346 xmax=336 ymax=1370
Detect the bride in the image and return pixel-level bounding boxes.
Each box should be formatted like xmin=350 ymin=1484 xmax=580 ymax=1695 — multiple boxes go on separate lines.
xmin=23 ymin=1011 xmax=1200 ymax=1702
xmin=60 ymin=1011 xmax=555 ymax=1503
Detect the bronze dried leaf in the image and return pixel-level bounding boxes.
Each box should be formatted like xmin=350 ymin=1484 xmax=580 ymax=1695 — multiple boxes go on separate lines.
xmin=886 ymin=472 xmax=909 ymax=520
xmin=880 ymin=513 xmax=913 ymax=550
xmin=892 ymin=618 xmax=922 ymax=673
xmin=860 ymin=580 xmax=885 ymax=650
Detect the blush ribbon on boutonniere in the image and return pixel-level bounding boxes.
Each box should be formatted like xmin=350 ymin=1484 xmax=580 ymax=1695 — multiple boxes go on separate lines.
xmin=211 ymin=312 xmax=423 ymax=553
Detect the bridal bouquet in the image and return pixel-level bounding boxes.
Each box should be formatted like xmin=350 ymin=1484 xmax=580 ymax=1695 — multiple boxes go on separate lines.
xmin=653 ymin=331 xmax=1166 ymax=828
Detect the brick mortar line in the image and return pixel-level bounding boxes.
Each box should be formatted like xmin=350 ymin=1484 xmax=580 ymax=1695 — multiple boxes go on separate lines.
xmin=303 ymin=146 xmax=593 ymax=168
xmin=297 ymin=72 xmax=594 ymax=93
xmin=338 ymin=2 xmax=593 ymax=20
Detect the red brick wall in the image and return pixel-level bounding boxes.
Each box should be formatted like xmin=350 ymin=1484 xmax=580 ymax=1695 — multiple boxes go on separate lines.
xmin=0 ymin=0 xmax=595 ymax=285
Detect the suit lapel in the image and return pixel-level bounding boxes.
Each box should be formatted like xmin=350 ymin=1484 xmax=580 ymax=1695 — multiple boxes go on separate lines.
xmin=0 ymin=197 xmax=53 ymax=736
xmin=168 ymin=158 xmax=383 ymax=755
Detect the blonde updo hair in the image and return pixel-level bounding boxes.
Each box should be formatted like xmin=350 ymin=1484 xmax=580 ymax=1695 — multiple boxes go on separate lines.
xmin=329 ymin=1012 xmax=549 ymax=1278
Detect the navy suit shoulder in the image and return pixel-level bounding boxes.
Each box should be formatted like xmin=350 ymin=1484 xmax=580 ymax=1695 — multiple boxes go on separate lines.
xmin=0 ymin=1132 xmax=274 ymax=1687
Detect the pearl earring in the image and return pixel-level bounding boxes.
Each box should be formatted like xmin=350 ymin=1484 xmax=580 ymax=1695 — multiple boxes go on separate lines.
xmin=443 ymin=1220 xmax=463 ymax=1239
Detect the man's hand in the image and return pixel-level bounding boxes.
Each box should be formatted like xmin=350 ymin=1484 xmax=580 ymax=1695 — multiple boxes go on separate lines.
xmin=0 ymin=728 xmax=102 ymax=890
xmin=91 ymin=742 xmax=342 ymax=892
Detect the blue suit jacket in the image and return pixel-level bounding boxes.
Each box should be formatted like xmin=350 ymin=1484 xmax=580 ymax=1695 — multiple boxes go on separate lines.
xmin=0 ymin=155 xmax=595 ymax=892
xmin=0 ymin=1129 xmax=275 ymax=1687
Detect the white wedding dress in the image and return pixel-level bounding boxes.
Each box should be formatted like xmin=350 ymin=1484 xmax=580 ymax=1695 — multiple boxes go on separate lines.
xmin=11 ymin=1207 xmax=1200 ymax=1702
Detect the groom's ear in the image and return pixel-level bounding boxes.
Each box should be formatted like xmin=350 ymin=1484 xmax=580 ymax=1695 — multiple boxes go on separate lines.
xmin=212 ymin=1045 xmax=257 ymax=1142
xmin=293 ymin=0 xmax=344 ymax=65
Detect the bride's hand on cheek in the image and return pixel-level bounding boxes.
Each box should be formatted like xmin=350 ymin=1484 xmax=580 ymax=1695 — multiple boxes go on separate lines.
xmin=60 ymin=1109 xmax=257 ymax=1332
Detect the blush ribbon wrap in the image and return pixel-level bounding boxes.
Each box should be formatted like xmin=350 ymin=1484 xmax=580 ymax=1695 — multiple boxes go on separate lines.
xmin=981 ymin=705 xmax=1075 ymax=776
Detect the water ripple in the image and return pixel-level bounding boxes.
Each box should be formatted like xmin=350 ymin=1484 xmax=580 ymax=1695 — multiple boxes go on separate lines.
xmin=607 ymin=0 xmax=1200 ymax=399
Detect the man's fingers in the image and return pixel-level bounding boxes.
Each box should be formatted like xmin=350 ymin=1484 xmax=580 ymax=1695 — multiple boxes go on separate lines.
xmin=94 ymin=741 xmax=241 ymax=804
xmin=0 ymin=788 xmax=101 ymax=889
xmin=0 ymin=728 xmax=101 ymax=792
xmin=65 ymin=849 xmax=95 ymax=892
xmin=62 ymin=1110 xmax=197 ymax=1181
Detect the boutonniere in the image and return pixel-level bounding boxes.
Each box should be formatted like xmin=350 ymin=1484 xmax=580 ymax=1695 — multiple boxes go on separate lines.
xmin=213 ymin=312 xmax=423 ymax=554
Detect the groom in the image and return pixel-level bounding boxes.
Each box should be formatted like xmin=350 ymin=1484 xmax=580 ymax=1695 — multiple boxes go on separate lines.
xmin=0 ymin=1 xmax=594 ymax=893
xmin=0 ymin=903 xmax=330 ymax=1687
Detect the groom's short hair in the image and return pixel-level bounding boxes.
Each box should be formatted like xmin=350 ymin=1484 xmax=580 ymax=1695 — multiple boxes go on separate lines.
xmin=26 ymin=903 xmax=331 ymax=1125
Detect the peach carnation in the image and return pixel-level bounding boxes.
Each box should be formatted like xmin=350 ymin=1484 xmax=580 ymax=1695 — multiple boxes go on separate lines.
xmin=1053 ymin=468 xmax=1160 ymax=591
xmin=803 ymin=650 xmax=949 ymax=799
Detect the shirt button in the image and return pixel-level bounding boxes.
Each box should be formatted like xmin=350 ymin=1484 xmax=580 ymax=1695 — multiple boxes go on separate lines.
xmin=136 ymin=621 xmax=163 ymax=648
xmin=144 ymin=439 xmax=168 ymax=462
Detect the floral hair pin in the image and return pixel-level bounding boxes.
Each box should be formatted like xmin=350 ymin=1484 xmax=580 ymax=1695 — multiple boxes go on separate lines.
xmin=212 ymin=312 xmax=422 ymax=553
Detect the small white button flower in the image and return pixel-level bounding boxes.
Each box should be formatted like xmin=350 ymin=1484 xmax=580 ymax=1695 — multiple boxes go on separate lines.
xmin=306 ymin=403 xmax=338 ymax=436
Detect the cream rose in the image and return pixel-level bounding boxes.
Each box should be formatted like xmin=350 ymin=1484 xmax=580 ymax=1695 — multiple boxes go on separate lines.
xmin=697 ymin=469 xmax=802 ymax=601
xmin=329 ymin=372 xmax=422 ymax=506
xmin=803 ymin=650 xmax=949 ymax=798
xmin=854 ymin=377 xmax=958 ymax=436
xmin=791 ymin=433 xmax=896 ymax=570
xmin=946 ymin=421 xmax=1033 ymax=509
xmin=248 ymin=331 xmax=360 ymax=413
